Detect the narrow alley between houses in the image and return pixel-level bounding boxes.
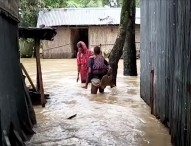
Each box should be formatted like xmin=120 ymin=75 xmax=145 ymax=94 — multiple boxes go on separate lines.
xmin=22 ymin=59 xmax=171 ymax=146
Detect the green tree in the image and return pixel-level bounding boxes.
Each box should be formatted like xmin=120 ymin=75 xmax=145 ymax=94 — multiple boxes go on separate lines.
xmin=136 ymin=0 xmax=140 ymax=7
xmin=19 ymin=0 xmax=140 ymax=26
xmin=20 ymin=0 xmax=43 ymax=27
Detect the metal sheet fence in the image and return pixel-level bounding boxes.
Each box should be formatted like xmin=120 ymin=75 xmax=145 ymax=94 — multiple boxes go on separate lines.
xmin=140 ymin=0 xmax=191 ymax=145
xmin=0 ymin=3 xmax=35 ymax=144
xmin=0 ymin=0 xmax=19 ymax=20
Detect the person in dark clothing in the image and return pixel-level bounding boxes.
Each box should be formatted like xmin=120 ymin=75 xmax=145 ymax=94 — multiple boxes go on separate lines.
xmin=82 ymin=46 xmax=113 ymax=94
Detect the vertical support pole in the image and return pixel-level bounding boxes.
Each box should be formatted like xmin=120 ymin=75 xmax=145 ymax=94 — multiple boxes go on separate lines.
xmin=35 ymin=39 xmax=45 ymax=107
xmin=150 ymin=69 xmax=154 ymax=114
xmin=0 ymin=110 xmax=2 ymax=145
xmin=20 ymin=63 xmax=37 ymax=92
xmin=36 ymin=63 xmax=40 ymax=91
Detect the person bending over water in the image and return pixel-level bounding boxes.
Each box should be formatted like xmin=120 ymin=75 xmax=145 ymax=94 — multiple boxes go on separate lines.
xmin=82 ymin=46 xmax=114 ymax=94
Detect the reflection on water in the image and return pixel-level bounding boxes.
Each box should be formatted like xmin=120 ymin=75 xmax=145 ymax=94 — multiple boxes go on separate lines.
xmin=21 ymin=59 xmax=171 ymax=146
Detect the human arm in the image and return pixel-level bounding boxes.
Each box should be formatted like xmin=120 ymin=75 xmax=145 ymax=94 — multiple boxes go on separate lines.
xmin=104 ymin=59 xmax=112 ymax=75
xmin=82 ymin=67 xmax=91 ymax=89
xmin=82 ymin=57 xmax=94 ymax=89
xmin=76 ymin=54 xmax=81 ymax=82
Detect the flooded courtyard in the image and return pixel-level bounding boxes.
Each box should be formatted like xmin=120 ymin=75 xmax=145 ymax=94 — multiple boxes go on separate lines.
xmin=21 ymin=59 xmax=171 ymax=146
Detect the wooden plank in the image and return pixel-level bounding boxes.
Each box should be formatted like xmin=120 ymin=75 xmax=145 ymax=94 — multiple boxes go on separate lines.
xmin=13 ymin=130 xmax=26 ymax=146
xmin=35 ymin=39 xmax=45 ymax=107
xmin=20 ymin=63 xmax=37 ymax=92
xmin=2 ymin=131 xmax=11 ymax=146
xmin=24 ymin=84 xmax=37 ymax=125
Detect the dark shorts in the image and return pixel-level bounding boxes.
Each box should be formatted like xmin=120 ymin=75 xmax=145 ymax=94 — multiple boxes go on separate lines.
xmin=91 ymin=69 xmax=107 ymax=80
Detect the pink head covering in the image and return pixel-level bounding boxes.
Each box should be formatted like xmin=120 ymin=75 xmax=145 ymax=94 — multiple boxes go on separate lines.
xmin=77 ymin=41 xmax=88 ymax=52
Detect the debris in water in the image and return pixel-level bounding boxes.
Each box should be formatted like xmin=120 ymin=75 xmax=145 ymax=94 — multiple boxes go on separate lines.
xmin=67 ymin=114 xmax=77 ymax=119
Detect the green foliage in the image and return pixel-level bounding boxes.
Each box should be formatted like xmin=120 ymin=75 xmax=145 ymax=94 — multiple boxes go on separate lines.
xmin=20 ymin=0 xmax=140 ymax=27
xmin=136 ymin=0 xmax=140 ymax=7
xmin=20 ymin=0 xmax=43 ymax=27
xmin=19 ymin=39 xmax=34 ymax=58
xmin=19 ymin=0 xmax=140 ymax=57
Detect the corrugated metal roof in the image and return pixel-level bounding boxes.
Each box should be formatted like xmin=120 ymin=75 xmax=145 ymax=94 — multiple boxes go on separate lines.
xmin=37 ymin=8 xmax=140 ymax=27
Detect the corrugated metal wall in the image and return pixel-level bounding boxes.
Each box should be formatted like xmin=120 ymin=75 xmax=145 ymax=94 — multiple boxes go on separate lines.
xmin=0 ymin=0 xmax=19 ymax=20
xmin=140 ymin=0 xmax=191 ymax=145
xmin=0 ymin=3 xmax=35 ymax=145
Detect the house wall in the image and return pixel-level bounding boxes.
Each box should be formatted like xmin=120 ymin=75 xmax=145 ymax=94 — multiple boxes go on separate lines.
xmin=43 ymin=25 xmax=140 ymax=59
xmin=89 ymin=25 xmax=140 ymax=57
xmin=141 ymin=0 xmax=191 ymax=145
xmin=89 ymin=26 xmax=118 ymax=56
xmin=0 ymin=4 xmax=35 ymax=144
xmin=43 ymin=27 xmax=72 ymax=59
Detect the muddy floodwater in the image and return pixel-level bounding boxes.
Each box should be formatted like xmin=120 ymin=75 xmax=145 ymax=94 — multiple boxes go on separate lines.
xmin=21 ymin=59 xmax=171 ymax=146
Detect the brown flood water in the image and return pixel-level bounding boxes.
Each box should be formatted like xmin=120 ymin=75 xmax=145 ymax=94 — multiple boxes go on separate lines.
xmin=21 ymin=59 xmax=171 ymax=146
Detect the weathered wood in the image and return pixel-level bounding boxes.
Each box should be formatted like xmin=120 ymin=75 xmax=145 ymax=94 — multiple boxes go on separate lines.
xmin=9 ymin=123 xmax=26 ymax=146
xmin=19 ymin=27 xmax=57 ymax=40
xmin=21 ymin=63 xmax=37 ymax=92
xmin=24 ymin=85 xmax=37 ymax=125
xmin=18 ymin=114 xmax=35 ymax=135
xmin=2 ymin=131 xmax=11 ymax=146
xmin=13 ymin=130 xmax=26 ymax=146
xmin=20 ymin=130 xmax=27 ymax=141
xmin=36 ymin=63 xmax=40 ymax=90
xmin=19 ymin=64 xmax=34 ymax=131
xmin=35 ymin=39 xmax=45 ymax=107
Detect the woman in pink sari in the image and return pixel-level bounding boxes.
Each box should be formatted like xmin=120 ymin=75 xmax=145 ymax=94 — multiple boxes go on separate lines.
xmin=76 ymin=41 xmax=93 ymax=83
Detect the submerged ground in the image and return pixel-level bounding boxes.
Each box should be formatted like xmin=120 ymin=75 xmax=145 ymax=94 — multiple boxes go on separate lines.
xmin=21 ymin=59 xmax=171 ymax=146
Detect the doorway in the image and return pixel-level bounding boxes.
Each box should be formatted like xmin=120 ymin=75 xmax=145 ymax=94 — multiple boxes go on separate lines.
xmin=71 ymin=28 xmax=89 ymax=58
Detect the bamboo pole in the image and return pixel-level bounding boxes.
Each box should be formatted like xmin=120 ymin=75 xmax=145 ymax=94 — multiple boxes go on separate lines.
xmin=34 ymin=39 xmax=45 ymax=107
xmin=20 ymin=63 xmax=37 ymax=92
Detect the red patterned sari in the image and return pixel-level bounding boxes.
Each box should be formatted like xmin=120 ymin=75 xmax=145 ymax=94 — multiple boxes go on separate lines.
xmin=77 ymin=41 xmax=93 ymax=83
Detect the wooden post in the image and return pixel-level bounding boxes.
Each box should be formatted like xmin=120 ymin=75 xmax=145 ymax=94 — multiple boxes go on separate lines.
xmin=2 ymin=131 xmax=11 ymax=146
xmin=150 ymin=70 xmax=154 ymax=114
xmin=0 ymin=110 xmax=2 ymax=145
xmin=20 ymin=63 xmax=37 ymax=92
xmin=36 ymin=64 xmax=40 ymax=91
xmin=35 ymin=39 xmax=45 ymax=107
